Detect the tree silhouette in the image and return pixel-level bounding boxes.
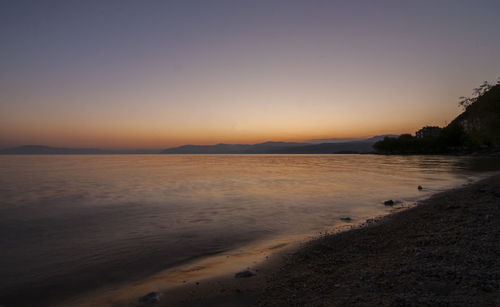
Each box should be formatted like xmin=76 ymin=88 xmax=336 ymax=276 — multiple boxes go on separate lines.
xmin=459 ymin=80 xmax=495 ymax=110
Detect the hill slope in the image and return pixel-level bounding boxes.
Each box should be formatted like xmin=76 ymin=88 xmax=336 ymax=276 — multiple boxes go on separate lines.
xmin=449 ymin=84 xmax=500 ymax=147
xmin=374 ymin=84 xmax=500 ymax=154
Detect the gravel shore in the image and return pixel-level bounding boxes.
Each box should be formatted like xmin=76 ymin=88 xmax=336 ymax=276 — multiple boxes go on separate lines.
xmin=259 ymin=175 xmax=500 ymax=306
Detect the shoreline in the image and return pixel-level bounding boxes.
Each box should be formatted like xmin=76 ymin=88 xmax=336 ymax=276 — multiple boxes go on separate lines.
xmin=61 ymin=222 xmax=362 ymax=307
xmin=260 ymin=174 xmax=500 ymax=306
xmin=64 ymin=173 xmax=499 ymax=306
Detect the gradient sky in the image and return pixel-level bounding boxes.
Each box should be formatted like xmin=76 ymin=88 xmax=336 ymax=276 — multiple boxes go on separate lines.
xmin=1 ymin=0 xmax=499 ymax=149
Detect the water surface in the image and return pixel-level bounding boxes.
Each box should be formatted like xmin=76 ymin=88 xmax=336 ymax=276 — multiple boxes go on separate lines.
xmin=0 ymin=154 xmax=498 ymax=304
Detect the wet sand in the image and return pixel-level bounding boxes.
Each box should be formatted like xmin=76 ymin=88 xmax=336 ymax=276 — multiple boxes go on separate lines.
xmin=61 ymin=225 xmax=359 ymax=307
xmin=58 ymin=236 xmax=303 ymax=307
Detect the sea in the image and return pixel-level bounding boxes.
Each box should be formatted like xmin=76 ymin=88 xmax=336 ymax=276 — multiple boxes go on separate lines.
xmin=0 ymin=154 xmax=499 ymax=305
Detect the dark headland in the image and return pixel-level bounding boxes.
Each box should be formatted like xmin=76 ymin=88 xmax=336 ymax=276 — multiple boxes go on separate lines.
xmin=374 ymin=83 xmax=500 ymax=155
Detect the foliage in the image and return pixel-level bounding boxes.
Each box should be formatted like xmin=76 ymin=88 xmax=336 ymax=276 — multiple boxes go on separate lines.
xmin=458 ymin=78 xmax=499 ymax=110
xmin=373 ymin=128 xmax=471 ymax=155
xmin=375 ymin=81 xmax=500 ymax=154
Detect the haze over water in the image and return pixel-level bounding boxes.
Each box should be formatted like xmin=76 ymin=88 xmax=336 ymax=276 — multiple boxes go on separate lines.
xmin=1 ymin=154 xmax=499 ymax=303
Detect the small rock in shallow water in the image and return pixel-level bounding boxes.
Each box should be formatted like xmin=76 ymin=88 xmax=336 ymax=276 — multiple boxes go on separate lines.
xmin=235 ymin=270 xmax=255 ymax=278
xmin=384 ymin=200 xmax=395 ymax=206
xmin=139 ymin=291 xmax=159 ymax=303
xmin=340 ymin=217 xmax=352 ymax=222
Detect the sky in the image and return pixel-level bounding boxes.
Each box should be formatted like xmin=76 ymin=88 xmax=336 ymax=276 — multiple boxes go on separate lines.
xmin=1 ymin=0 xmax=499 ymax=149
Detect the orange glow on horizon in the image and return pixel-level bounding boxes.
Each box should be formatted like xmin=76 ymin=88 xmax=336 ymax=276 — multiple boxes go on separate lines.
xmin=1 ymin=1 xmax=498 ymax=151
xmin=0 ymin=115 xmax=455 ymax=149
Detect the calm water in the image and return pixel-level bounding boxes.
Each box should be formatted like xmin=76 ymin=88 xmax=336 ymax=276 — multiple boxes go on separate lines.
xmin=0 ymin=154 xmax=498 ymax=304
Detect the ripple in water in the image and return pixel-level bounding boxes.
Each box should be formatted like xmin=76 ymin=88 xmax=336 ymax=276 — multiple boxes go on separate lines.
xmin=0 ymin=154 xmax=499 ymax=303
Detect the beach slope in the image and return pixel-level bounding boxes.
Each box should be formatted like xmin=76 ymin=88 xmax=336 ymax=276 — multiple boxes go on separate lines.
xmin=260 ymin=175 xmax=500 ymax=306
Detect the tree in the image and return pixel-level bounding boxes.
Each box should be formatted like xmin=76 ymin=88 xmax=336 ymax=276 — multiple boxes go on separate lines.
xmin=458 ymin=80 xmax=494 ymax=110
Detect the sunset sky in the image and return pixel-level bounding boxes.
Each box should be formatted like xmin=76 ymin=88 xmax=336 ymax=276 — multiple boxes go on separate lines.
xmin=1 ymin=0 xmax=499 ymax=149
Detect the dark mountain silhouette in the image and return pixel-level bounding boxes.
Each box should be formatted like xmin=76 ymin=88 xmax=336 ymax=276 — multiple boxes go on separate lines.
xmin=161 ymin=142 xmax=307 ymax=154
xmin=160 ymin=137 xmax=393 ymax=154
xmin=1 ymin=135 xmax=396 ymax=155
xmin=363 ymin=135 xmax=400 ymax=142
xmin=305 ymin=137 xmax=362 ymax=144
xmin=305 ymin=135 xmax=397 ymax=144
xmin=270 ymin=141 xmax=376 ymax=154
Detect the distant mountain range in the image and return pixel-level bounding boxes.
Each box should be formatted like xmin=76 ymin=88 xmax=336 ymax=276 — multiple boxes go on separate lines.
xmin=161 ymin=135 xmax=397 ymax=154
xmin=0 ymin=135 xmax=398 ymax=155
xmin=304 ymin=137 xmax=365 ymax=144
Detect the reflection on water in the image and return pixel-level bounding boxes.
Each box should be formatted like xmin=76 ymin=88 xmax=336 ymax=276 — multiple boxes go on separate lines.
xmin=0 ymin=154 xmax=498 ymax=303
